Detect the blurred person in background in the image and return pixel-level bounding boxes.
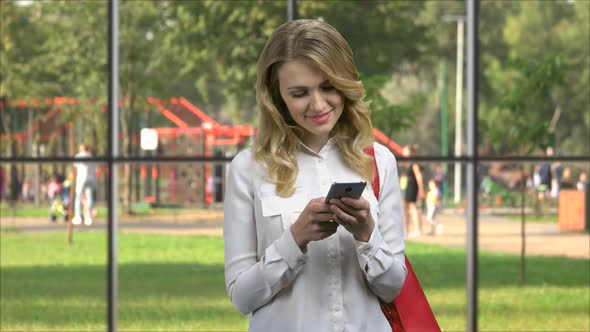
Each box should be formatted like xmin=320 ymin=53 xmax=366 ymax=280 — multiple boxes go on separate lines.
xmin=402 ymin=145 xmax=424 ymax=237
xmin=433 ymin=164 xmax=445 ymax=206
xmin=559 ymin=167 xmax=575 ymax=190
xmin=426 ymin=178 xmax=442 ymax=235
xmin=536 ymin=146 xmax=553 ymax=201
xmin=399 ymin=172 xmax=408 ymax=199
xmin=551 ymin=160 xmax=563 ymax=199
xmin=47 ymin=173 xmax=61 ymax=203
xmin=21 ymin=177 xmax=33 ymax=202
xmin=72 ymin=143 xmax=96 ymax=226
xmin=223 ymin=19 xmax=406 ymax=332
xmin=577 ymin=172 xmax=588 ymax=192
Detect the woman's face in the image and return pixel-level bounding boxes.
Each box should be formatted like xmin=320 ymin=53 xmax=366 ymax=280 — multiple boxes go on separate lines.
xmin=278 ymin=59 xmax=344 ymax=151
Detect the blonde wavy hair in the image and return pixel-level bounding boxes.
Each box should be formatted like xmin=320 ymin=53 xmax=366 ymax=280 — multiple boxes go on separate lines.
xmin=255 ymin=19 xmax=375 ymax=197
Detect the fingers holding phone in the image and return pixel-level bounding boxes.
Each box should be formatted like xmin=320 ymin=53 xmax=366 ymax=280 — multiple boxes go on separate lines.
xmin=324 ymin=181 xmax=366 ymax=203
xmin=289 ymin=197 xmax=339 ymax=252
xmin=329 ymin=197 xmax=374 ymax=242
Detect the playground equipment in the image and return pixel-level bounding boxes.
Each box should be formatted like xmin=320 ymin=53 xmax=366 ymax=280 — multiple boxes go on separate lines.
xmin=1 ymin=96 xmax=404 ymax=207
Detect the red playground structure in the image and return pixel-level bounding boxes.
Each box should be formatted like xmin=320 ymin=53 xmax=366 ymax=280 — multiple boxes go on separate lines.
xmin=1 ymin=96 xmax=402 ymax=207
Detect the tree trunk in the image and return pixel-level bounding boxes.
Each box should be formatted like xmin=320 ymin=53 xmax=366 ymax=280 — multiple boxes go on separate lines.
xmin=120 ymin=32 xmax=135 ymax=214
xmin=1 ymin=106 xmax=16 ymax=208
xmin=124 ymin=87 xmax=136 ymax=212
xmin=0 ymin=105 xmax=12 ymax=159
xmin=120 ymin=103 xmax=130 ymax=213
xmin=520 ymin=164 xmax=526 ymax=284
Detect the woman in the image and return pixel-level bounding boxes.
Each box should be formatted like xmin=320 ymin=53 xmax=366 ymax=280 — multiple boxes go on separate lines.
xmin=402 ymin=145 xmax=425 ymax=237
xmin=223 ymin=19 xmax=406 ymax=332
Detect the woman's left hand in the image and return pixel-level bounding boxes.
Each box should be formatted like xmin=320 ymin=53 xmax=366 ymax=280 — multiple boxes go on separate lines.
xmin=328 ymin=197 xmax=375 ymax=242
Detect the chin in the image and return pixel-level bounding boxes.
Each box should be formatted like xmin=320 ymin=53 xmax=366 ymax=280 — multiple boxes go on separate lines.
xmin=309 ymin=127 xmax=335 ymax=138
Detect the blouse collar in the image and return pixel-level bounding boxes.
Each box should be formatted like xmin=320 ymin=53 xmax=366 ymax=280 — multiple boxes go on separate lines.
xmin=299 ymin=137 xmax=338 ymax=157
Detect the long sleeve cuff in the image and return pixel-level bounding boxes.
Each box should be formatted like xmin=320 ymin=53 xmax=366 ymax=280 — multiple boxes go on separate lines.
xmin=354 ymin=226 xmax=382 ymax=271
xmin=275 ymin=228 xmax=308 ymax=270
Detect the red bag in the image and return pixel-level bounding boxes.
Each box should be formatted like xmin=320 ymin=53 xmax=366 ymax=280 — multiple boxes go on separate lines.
xmin=365 ymin=145 xmax=441 ymax=332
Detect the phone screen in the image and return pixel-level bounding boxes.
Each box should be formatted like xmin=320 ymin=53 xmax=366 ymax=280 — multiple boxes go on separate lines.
xmin=324 ymin=181 xmax=367 ymax=203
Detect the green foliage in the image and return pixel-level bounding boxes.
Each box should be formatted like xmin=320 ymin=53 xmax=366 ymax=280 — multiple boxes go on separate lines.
xmin=1 ymin=0 xmax=588 ymax=156
xmin=364 ymin=74 xmax=421 ymax=136
xmin=483 ymin=55 xmax=564 ymax=155
xmin=299 ymin=1 xmax=433 ymax=75
xmin=482 ymin=0 xmax=589 ymax=156
xmin=158 ymin=0 xmax=286 ymax=123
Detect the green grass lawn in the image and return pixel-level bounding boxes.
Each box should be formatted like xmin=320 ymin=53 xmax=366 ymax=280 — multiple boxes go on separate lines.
xmin=0 ymin=202 xmax=109 ymax=219
xmin=500 ymin=213 xmax=559 ymax=223
xmin=0 ymin=202 xmax=216 ymax=220
xmin=1 ymin=232 xmax=588 ymax=332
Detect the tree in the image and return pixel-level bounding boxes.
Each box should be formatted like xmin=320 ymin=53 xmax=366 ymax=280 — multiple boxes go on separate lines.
xmin=2 ymin=0 xmax=587 ymax=159
xmin=486 ymin=55 xmax=564 ymax=283
xmin=156 ymin=1 xmax=285 ymax=123
xmin=364 ymin=74 xmax=423 ymax=141
xmin=297 ymin=2 xmax=435 ymax=148
xmin=482 ymin=0 xmax=589 ymax=156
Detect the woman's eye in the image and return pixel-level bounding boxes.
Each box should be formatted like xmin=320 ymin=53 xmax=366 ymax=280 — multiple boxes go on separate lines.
xmin=322 ymin=85 xmax=335 ymax=91
xmin=291 ymin=91 xmax=307 ymax=98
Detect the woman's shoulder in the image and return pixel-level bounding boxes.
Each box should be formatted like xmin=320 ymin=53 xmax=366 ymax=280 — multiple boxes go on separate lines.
xmin=231 ymin=146 xmax=256 ymax=167
xmin=229 ymin=147 xmax=269 ymax=186
xmin=372 ymin=142 xmax=397 ymax=163
xmin=230 ymin=146 xmax=267 ymax=174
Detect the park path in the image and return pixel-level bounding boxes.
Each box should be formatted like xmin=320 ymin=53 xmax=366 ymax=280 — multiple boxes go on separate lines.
xmin=1 ymin=211 xmax=588 ymax=259
xmin=407 ymin=213 xmax=589 ymax=259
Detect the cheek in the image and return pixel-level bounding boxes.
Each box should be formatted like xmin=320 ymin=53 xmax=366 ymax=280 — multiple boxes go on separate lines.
xmin=329 ymin=93 xmax=345 ymax=108
xmin=285 ymin=99 xmax=306 ymax=117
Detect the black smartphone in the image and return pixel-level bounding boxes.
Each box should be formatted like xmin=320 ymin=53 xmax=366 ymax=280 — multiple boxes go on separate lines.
xmin=324 ymin=181 xmax=367 ymax=203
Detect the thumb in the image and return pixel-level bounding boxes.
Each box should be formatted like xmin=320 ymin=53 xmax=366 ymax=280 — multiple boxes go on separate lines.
xmin=313 ymin=197 xmax=327 ymax=204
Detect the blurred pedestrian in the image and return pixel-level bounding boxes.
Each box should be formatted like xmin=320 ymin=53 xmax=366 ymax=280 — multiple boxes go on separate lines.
xmin=577 ymin=172 xmax=588 ymax=192
xmin=433 ymin=164 xmax=446 ymax=205
xmin=426 ymin=179 xmax=442 ymax=235
xmin=72 ymin=143 xmax=97 ymax=225
xmin=47 ymin=174 xmax=61 ymax=203
xmin=402 ymin=145 xmax=424 ymax=237
xmin=21 ymin=177 xmax=33 ymax=202
xmin=536 ymin=146 xmax=553 ymax=201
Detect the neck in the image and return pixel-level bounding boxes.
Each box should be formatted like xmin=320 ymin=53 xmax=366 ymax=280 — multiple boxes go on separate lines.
xmin=301 ymin=135 xmax=329 ymax=153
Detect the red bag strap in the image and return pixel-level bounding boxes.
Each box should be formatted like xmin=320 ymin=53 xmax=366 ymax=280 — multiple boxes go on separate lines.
xmin=365 ymin=144 xmax=440 ymax=332
xmin=364 ymin=144 xmax=405 ymax=332
xmin=364 ymin=145 xmax=380 ymax=199
xmin=394 ymin=256 xmax=441 ymax=331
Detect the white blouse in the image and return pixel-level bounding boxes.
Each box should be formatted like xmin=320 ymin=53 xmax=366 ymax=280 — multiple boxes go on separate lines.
xmin=223 ymin=140 xmax=407 ymax=332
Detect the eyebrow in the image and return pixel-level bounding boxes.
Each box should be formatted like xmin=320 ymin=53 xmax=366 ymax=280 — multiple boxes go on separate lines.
xmin=287 ymin=80 xmax=331 ymax=91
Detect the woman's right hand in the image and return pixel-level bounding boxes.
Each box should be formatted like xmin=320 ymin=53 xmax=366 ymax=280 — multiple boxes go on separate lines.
xmin=290 ymin=197 xmax=339 ymax=252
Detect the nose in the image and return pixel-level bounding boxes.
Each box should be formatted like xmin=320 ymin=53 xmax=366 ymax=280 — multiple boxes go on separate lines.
xmin=309 ymin=90 xmax=328 ymax=112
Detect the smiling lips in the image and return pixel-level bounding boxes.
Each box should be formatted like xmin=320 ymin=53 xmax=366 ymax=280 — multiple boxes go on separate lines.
xmin=306 ymin=110 xmax=332 ymax=124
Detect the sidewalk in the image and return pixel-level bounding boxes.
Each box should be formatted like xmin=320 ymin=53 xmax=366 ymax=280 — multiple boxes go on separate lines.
xmin=408 ymin=213 xmax=589 ymax=259
xmin=0 ymin=213 xmax=225 ymax=236
xmin=1 ymin=211 xmax=588 ymax=259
